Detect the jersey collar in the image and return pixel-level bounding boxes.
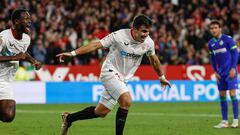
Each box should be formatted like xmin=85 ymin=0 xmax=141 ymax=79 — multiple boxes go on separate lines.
xmin=11 ymin=28 xmax=22 ymax=40
xmin=213 ymin=34 xmax=222 ymax=42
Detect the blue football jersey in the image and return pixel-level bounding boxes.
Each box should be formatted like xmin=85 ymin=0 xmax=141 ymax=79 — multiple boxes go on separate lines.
xmin=208 ymin=34 xmax=238 ymax=76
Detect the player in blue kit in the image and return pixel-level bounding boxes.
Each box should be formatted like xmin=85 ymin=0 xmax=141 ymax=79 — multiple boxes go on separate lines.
xmin=208 ymin=20 xmax=239 ymax=128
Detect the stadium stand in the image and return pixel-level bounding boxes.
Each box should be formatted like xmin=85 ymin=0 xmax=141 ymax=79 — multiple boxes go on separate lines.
xmin=0 ymin=0 xmax=239 ymax=65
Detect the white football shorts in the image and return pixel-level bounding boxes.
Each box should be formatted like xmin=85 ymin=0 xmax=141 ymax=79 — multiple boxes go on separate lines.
xmin=0 ymin=81 xmax=14 ymax=100
xmin=99 ymin=69 xmax=129 ymax=110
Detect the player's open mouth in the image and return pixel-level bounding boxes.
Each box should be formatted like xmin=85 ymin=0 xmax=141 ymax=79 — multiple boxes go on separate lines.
xmin=141 ymin=37 xmax=146 ymax=41
xmin=25 ymin=24 xmax=31 ymax=32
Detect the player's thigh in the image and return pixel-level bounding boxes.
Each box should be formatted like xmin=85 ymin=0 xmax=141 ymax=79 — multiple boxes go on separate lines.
xmin=226 ymin=76 xmax=238 ymax=91
xmin=217 ymin=77 xmax=227 ymax=92
xmin=0 ymin=82 xmax=14 ymax=100
xmin=95 ymin=103 xmax=111 ymax=117
xmin=227 ymin=78 xmax=238 ymax=96
xmin=100 ymin=71 xmax=129 ymax=110
xmin=0 ymin=82 xmax=15 ymax=114
xmin=102 ymin=79 xmax=128 ymax=100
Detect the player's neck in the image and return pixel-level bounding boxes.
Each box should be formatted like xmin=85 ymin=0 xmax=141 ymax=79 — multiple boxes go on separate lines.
xmin=214 ymin=33 xmax=222 ymax=40
xmin=130 ymin=28 xmax=136 ymax=40
xmin=11 ymin=28 xmax=23 ymax=40
xmin=130 ymin=28 xmax=141 ymax=43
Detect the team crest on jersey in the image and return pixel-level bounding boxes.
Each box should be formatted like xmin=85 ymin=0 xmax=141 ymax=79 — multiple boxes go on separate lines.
xmin=124 ymin=42 xmax=129 ymax=46
xmin=219 ymin=40 xmax=224 ymax=46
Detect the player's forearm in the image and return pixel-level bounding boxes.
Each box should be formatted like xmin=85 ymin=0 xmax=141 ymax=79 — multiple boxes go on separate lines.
xmin=0 ymin=56 xmax=19 ymax=62
xmin=230 ymin=49 xmax=238 ymax=68
xmin=210 ymin=54 xmax=217 ymax=72
xmin=74 ymin=41 xmax=102 ymax=56
xmin=149 ymin=55 xmax=164 ymax=77
xmin=25 ymin=52 xmax=37 ymax=64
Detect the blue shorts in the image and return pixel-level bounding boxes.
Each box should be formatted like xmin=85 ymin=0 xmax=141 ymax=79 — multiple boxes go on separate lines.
xmin=217 ymin=74 xmax=238 ymax=91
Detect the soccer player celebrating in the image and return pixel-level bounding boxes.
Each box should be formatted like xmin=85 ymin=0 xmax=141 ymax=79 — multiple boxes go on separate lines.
xmin=57 ymin=15 xmax=171 ymax=135
xmin=0 ymin=9 xmax=42 ymax=122
xmin=208 ymin=20 xmax=239 ymax=128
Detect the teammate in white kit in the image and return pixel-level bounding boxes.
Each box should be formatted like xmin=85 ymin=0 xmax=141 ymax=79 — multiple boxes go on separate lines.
xmin=0 ymin=9 xmax=42 ymax=122
xmin=57 ymin=15 xmax=171 ymax=135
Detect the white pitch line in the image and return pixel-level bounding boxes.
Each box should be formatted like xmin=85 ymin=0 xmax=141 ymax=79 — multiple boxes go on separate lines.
xmin=16 ymin=110 xmax=220 ymax=118
xmin=132 ymin=112 xmax=219 ymax=117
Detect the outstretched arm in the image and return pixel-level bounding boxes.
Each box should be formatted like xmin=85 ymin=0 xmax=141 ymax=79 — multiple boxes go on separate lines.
xmin=0 ymin=52 xmax=42 ymax=70
xmin=56 ymin=41 xmax=103 ymax=62
xmin=148 ymin=54 xmax=171 ymax=90
xmin=228 ymin=39 xmax=238 ymax=79
xmin=148 ymin=54 xmax=164 ymax=77
xmin=0 ymin=54 xmax=23 ymax=62
xmin=74 ymin=41 xmax=103 ymax=56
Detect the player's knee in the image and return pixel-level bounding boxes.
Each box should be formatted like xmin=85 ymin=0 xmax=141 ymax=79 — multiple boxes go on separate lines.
xmin=219 ymin=91 xmax=227 ymax=97
xmin=229 ymin=90 xmax=236 ymax=96
xmin=1 ymin=112 xmax=15 ymax=122
xmin=120 ymin=98 xmax=132 ymax=109
xmin=119 ymin=93 xmax=132 ymax=109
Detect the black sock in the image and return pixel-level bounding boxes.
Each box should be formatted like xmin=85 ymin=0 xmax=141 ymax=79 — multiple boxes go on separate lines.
xmin=67 ymin=106 xmax=99 ymax=123
xmin=116 ymin=107 xmax=129 ymax=135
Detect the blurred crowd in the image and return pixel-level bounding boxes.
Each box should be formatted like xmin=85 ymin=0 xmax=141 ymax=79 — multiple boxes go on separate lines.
xmin=0 ymin=0 xmax=240 ymax=65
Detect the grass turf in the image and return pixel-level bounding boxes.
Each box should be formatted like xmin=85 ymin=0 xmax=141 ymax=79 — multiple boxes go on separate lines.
xmin=0 ymin=102 xmax=240 ymax=135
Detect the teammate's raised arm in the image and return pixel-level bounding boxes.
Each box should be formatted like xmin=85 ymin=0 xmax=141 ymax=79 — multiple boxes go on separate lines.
xmin=56 ymin=41 xmax=103 ymax=63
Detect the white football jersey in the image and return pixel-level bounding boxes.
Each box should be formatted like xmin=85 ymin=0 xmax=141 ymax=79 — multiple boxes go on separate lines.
xmin=0 ymin=29 xmax=30 ymax=82
xmin=100 ymin=29 xmax=155 ymax=81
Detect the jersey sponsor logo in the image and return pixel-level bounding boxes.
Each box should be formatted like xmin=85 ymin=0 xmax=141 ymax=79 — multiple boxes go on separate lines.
xmin=120 ymin=50 xmax=141 ymax=58
xmin=213 ymin=48 xmax=227 ymax=54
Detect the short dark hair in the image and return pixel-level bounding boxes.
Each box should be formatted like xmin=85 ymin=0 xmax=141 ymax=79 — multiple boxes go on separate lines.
xmin=11 ymin=9 xmax=28 ymax=24
xmin=133 ymin=15 xmax=152 ymax=29
xmin=210 ymin=20 xmax=221 ymax=28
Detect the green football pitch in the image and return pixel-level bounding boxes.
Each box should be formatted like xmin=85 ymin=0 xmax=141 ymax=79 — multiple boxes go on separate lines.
xmin=0 ymin=102 xmax=240 ymax=135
